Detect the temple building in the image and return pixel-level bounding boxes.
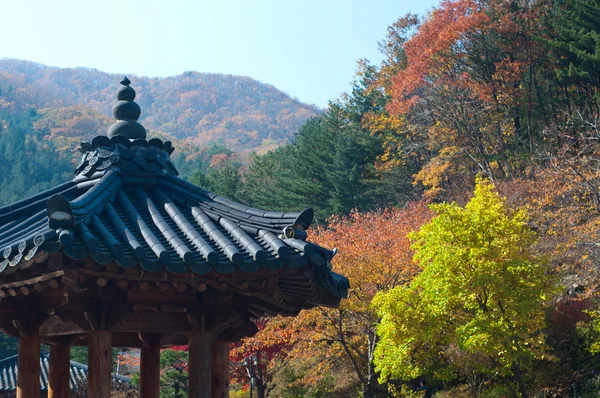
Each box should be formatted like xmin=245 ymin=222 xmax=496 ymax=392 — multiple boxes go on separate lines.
xmin=0 ymin=352 xmax=132 ymax=397
xmin=0 ymin=78 xmax=349 ymax=398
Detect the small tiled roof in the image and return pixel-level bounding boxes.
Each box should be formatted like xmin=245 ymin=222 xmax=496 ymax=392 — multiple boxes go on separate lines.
xmin=0 ymin=135 xmax=348 ymax=302
xmin=0 ymin=352 xmax=130 ymax=391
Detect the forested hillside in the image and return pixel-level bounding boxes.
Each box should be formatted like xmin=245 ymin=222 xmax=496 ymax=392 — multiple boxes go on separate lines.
xmin=191 ymin=0 xmax=600 ymax=396
xmin=3 ymin=0 xmax=600 ymax=396
xmin=0 ymin=59 xmax=317 ymax=152
xmin=0 ymin=103 xmax=241 ymax=206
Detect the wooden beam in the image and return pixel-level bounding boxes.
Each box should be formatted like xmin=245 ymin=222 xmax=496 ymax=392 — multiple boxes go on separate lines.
xmin=88 ymin=331 xmax=112 ymax=398
xmin=140 ymin=344 xmax=161 ymax=398
xmin=211 ymin=341 xmax=230 ymax=398
xmin=0 ymin=270 xmax=64 ymax=290
xmin=189 ymin=331 xmax=212 ymax=398
xmin=48 ymin=344 xmax=70 ymax=398
xmin=17 ymin=333 xmax=40 ymax=398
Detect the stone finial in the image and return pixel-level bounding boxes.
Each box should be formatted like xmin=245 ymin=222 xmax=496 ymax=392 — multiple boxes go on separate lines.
xmin=107 ymin=77 xmax=147 ymax=139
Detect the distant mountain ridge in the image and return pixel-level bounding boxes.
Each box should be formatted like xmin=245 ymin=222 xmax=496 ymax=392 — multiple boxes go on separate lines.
xmin=0 ymin=59 xmax=318 ymax=152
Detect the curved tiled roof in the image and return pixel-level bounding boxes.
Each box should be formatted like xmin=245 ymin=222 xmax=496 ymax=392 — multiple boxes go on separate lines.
xmin=0 ymin=352 xmax=130 ymax=391
xmin=0 ymin=136 xmax=348 ymax=300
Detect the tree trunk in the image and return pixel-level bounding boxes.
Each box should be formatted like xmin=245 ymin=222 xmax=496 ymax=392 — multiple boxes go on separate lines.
xmin=256 ymin=383 xmax=266 ymax=398
xmin=512 ymin=362 xmax=528 ymax=398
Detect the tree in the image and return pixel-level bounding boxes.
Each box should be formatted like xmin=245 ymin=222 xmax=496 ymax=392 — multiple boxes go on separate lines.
xmin=374 ymin=0 xmax=566 ymax=199
xmin=373 ymin=178 xmax=555 ymax=397
xmin=244 ymin=202 xmax=431 ymax=397
xmin=0 ymin=107 xmax=72 ymax=206
xmin=193 ymin=158 xmax=244 ymax=203
xmin=243 ymin=113 xmax=386 ymax=222
xmin=549 ymin=0 xmax=600 ymax=111
xmin=229 ymin=319 xmax=295 ymax=398
xmin=158 ymin=349 xmax=189 ymax=398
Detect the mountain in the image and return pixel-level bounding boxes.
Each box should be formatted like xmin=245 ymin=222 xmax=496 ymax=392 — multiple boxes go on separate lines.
xmin=0 ymin=59 xmax=319 ymax=152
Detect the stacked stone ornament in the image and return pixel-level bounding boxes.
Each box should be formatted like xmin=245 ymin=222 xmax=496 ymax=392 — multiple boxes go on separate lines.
xmin=108 ymin=76 xmax=147 ymax=139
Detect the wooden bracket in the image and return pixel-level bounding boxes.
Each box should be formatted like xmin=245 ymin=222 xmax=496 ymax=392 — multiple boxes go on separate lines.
xmin=84 ymin=302 xmax=130 ymax=331
xmin=45 ymin=334 xmax=83 ymax=346
xmin=137 ymin=332 xmax=163 ymax=348
xmin=222 ymin=318 xmax=259 ymax=342
xmin=12 ymin=312 xmax=48 ymax=337
xmin=186 ymin=304 xmax=206 ymax=332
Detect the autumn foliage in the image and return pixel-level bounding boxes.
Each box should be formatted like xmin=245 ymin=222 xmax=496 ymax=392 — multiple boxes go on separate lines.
xmin=237 ymin=202 xmax=432 ymax=396
xmin=4 ymin=0 xmax=600 ymax=395
xmin=374 ymin=179 xmax=555 ymax=397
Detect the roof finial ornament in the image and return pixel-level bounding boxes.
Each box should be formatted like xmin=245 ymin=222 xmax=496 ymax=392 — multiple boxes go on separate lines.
xmin=107 ymin=76 xmax=147 ymax=140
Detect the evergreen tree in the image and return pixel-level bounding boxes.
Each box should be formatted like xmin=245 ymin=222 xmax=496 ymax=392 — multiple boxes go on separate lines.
xmin=550 ymin=0 xmax=600 ymax=107
xmin=0 ymin=107 xmax=72 ymax=206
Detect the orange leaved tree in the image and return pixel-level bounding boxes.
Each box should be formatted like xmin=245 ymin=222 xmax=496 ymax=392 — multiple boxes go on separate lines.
xmin=241 ymin=202 xmax=432 ymax=397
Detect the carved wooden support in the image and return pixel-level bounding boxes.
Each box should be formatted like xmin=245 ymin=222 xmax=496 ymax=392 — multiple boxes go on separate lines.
xmin=44 ymin=334 xmax=84 ymax=346
xmin=12 ymin=312 xmax=47 ymax=337
xmin=222 ymin=318 xmax=259 ymax=342
xmin=84 ymin=302 xmax=130 ymax=331
xmin=137 ymin=332 xmax=162 ymax=348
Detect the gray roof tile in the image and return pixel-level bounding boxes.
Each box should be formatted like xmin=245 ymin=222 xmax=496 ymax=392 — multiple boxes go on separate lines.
xmin=0 ymin=352 xmax=130 ymax=391
xmin=0 ymin=137 xmax=349 ymax=300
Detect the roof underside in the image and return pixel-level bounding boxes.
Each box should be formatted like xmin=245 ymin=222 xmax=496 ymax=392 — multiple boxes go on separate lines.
xmin=0 ymin=137 xmax=348 ymax=302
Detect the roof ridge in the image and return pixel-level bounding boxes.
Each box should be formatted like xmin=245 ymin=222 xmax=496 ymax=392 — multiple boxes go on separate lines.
xmin=0 ymin=152 xmax=348 ymax=303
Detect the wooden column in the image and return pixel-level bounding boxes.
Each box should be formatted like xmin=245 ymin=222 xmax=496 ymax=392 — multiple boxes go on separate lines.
xmin=88 ymin=331 xmax=112 ymax=398
xmin=48 ymin=344 xmax=70 ymax=398
xmin=189 ymin=332 xmax=212 ymax=398
xmin=211 ymin=341 xmax=230 ymax=398
xmin=140 ymin=344 xmax=161 ymax=398
xmin=17 ymin=333 xmax=40 ymax=398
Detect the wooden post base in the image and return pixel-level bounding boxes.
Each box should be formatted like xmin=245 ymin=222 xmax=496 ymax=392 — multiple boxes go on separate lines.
xmin=48 ymin=344 xmax=70 ymax=398
xmin=17 ymin=334 xmax=40 ymax=398
xmin=140 ymin=344 xmax=161 ymax=398
xmin=88 ymin=331 xmax=112 ymax=398
xmin=189 ymin=332 xmax=212 ymax=398
xmin=211 ymin=341 xmax=229 ymax=398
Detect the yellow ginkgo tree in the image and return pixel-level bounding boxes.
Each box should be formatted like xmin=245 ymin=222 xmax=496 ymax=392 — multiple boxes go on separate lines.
xmin=373 ymin=178 xmax=555 ymax=398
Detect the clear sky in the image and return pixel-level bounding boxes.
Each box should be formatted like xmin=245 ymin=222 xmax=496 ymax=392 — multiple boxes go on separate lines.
xmin=0 ymin=0 xmax=438 ymax=107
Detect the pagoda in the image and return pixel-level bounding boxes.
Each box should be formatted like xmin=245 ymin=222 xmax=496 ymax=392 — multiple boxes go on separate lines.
xmin=0 ymin=78 xmax=348 ymax=398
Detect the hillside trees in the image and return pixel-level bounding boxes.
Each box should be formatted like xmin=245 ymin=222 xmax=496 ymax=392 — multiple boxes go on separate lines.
xmin=243 ymin=110 xmax=386 ymax=222
xmin=373 ymin=179 xmax=554 ymax=397
xmin=549 ymin=0 xmax=600 ymax=110
xmin=365 ymin=0 xmax=572 ymax=199
xmin=242 ymin=75 xmax=418 ymax=221
xmin=0 ymin=107 xmax=72 ymax=206
xmin=242 ymin=203 xmax=432 ymax=396
xmin=0 ymin=60 xmax=317 ymax=152
xmin=229 ymin=319 xmax=295 ymax=397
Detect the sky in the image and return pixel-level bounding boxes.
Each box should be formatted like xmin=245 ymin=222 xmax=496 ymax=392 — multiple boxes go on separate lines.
xmin=0 ymin=0 xmax=438 ymax=108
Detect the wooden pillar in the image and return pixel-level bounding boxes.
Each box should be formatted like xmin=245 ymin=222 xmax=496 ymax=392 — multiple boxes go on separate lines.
xmin=211 ymin=341 xmax=229 ymax=398
xmin=88 ymin=331 xmax=112 ymax=398
xmin=17 ymin=333 xmax=40 ymax=398
xmin=140 ymin=344 xmax=161 ymax=398
xmin=48 ymin=344 xmax=70 ymax=398
xmin=189 ymin=332 xmax=212 ymax=398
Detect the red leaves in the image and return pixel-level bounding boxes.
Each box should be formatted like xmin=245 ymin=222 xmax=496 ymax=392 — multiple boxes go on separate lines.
xmin=389 ymin=0 xmax=489 ymax=115
xmin=229 ymin=203 xmax=433 ymax=391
